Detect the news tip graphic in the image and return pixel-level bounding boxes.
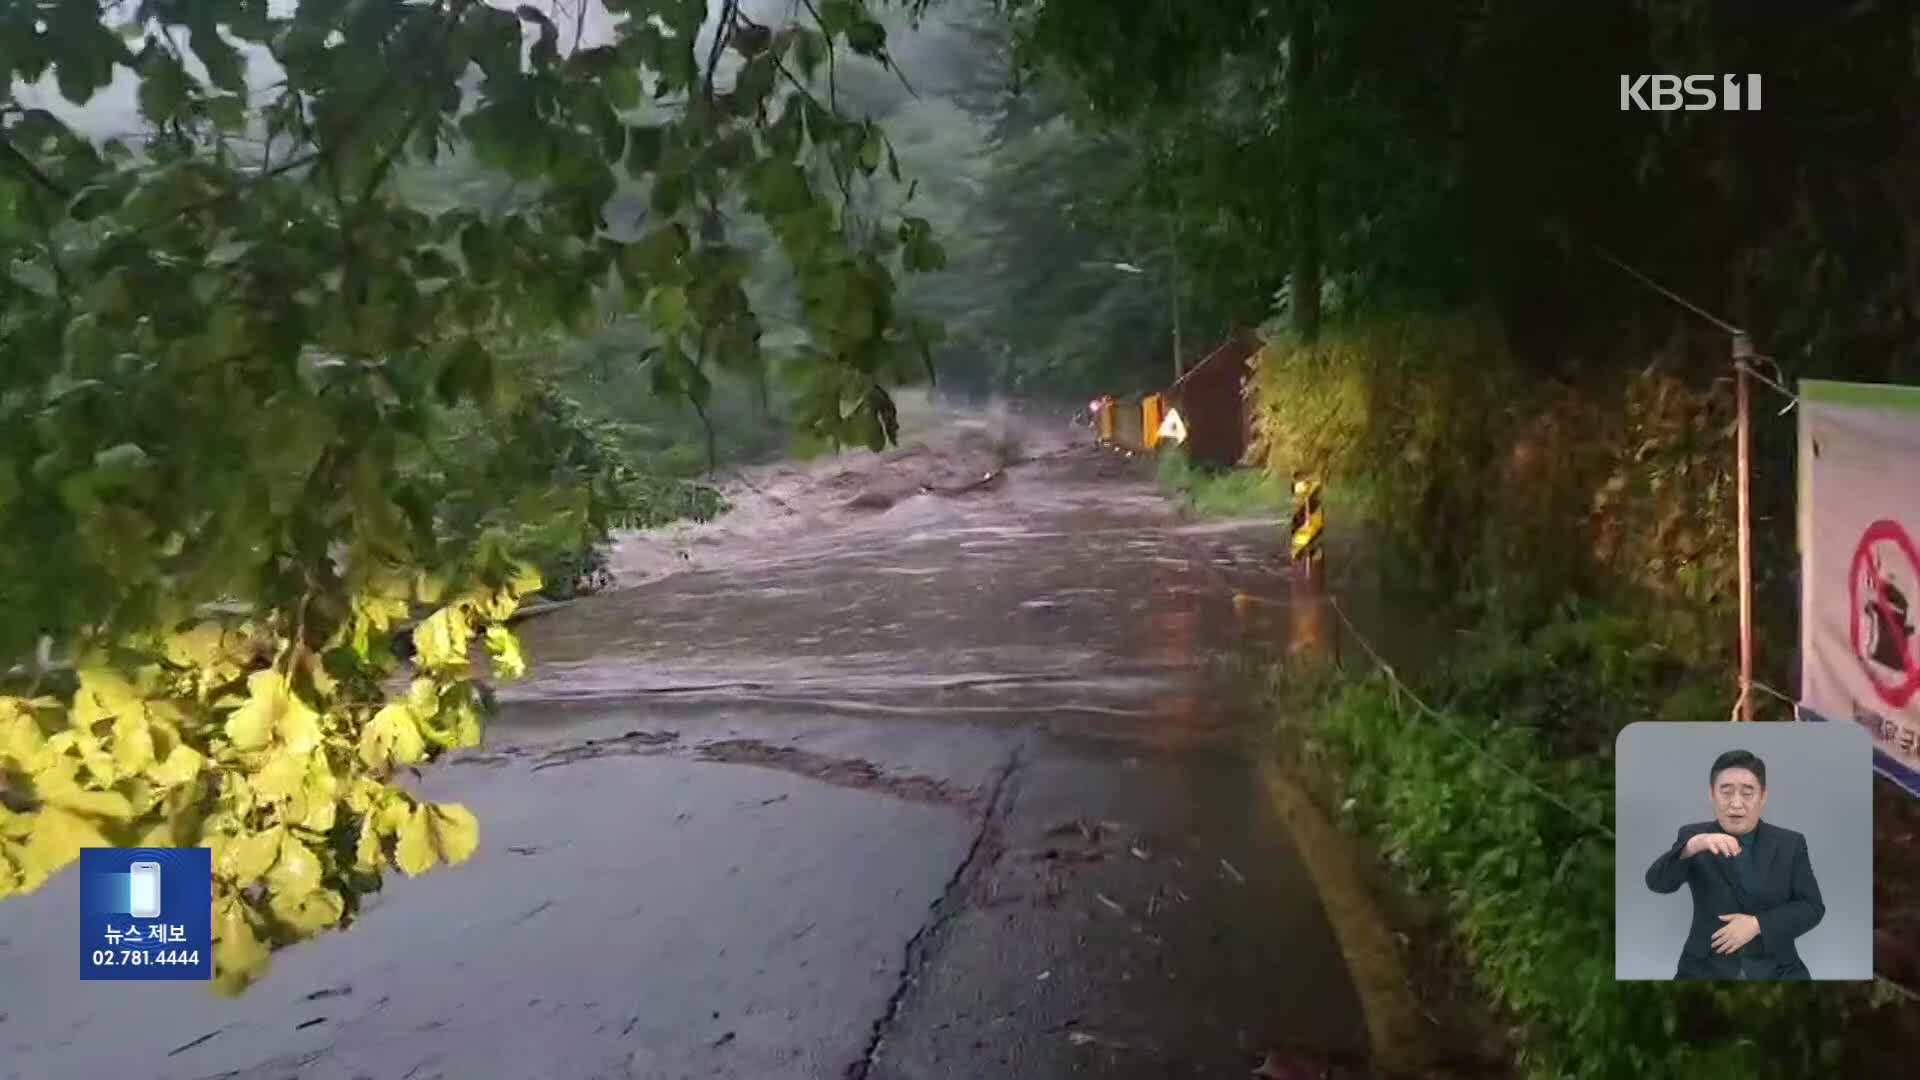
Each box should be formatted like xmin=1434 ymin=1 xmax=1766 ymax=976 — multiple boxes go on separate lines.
xmin=79 ymin=847 xmax=212 ymax=981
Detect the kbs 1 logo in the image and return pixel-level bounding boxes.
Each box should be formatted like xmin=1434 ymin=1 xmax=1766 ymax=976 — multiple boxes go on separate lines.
xmin=1619 ymin=74 xmax=1762 ymax=112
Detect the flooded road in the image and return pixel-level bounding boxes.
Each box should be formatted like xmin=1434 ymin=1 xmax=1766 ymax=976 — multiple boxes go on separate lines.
xmin=0 ymin=410 xmax=1370 ymax=1079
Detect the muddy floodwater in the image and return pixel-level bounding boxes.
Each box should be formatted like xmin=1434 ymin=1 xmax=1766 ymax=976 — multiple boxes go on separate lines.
xmin=1 ymin=404 xmax=1382 ymax=1080
xmin=513 ymin=411 xmax=1300 ymax=737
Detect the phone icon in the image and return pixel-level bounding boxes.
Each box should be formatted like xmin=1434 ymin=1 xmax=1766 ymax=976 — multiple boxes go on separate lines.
xmin=128 ymin=861 xmax=162 ymax=919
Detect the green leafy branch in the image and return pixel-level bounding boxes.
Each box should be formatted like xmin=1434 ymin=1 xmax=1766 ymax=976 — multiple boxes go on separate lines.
xmin=0 ymin=0 xmax=943 ymax=993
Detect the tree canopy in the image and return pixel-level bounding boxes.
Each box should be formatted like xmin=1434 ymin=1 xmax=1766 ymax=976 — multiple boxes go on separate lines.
xmin=1 ymin=0 xmax=944 ymax=992
xmin=995 ymin=0 xmax=1920 ymax=382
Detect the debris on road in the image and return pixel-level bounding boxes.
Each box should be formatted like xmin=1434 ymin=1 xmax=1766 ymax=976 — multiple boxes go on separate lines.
xmin=1030 ymin=844 xmax=1103 ymax=865
xmin=1094 ymin=892 xmax=1126 ymax=917
xmin=1067 ymin=1030 xmax=1131 ymax=1052
xmin=1046 ymin=817 xmax=1105 ymax=843
xmin=1220 ymin=857 xmax=1247 ymax=884
xmin=1029 ymin=816 xmax=1114 ymax=865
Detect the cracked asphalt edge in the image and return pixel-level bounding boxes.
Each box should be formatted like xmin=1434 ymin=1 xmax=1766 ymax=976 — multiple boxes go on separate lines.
xmin=845 ymin=739 xmax=1027 ymax=1080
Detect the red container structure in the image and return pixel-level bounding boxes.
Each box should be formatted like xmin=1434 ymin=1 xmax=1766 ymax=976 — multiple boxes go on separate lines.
xmin=1169 ymin=332 xmax=1260 ymax=468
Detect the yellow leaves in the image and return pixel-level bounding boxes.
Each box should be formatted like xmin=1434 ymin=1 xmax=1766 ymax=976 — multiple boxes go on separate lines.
xmin=430 ymin=802 xmax=480 ymax=865
xmin=223 ymin=670 xmax=322 ymax=753
xmin=344 ymin=775 xmax=385 ymax=814
xmin=485 ymin=625 xmax=526 ymax=680
xmin=353 ymin=592 xmax=412 ymax=634
xmin=248 ymin=749 xmax=338 ymax=833
xmin=399 ymin=678 xmax=484 ymax=753
xmin=411 ymin=605 xmax=474 ymax=671
xmin=376 ymin=790 xmax=415 ymax=835
xmin=274 ymin=693 xmax=323 ymax=756
xmin=394 ymin=801 xmax=479 ymax=876
xmin=9 ymin=807 xmax=110 ymax=894
xmin=211 ymin=830 xmax=345 ymax=983
xmin=265 ymin=830 xmax=322 ymax=897
xmin=268 ymin=884 xmax=344 ymax=934
xmin=353 ymin=787 xmax=413 ymax=873
xmin=392 ymin=808 xmax=437 ymax=876
xmin=508 ymin=560 xmax=542 ymax=597
xmin=252 ymin=750 xmax=308 ymax=802
xmin=359 ymin=702 xmax=427 ymax=770
xmin=338 ymin=573 xmax=413 ymax=661
xmin=2 ymin=594 xmax=506 ymax=987
xmin=31 ymin=754 xmax=136 ymax=818
xmin=222 ymin=689 xmax=274 ymax=750
xmin=441 ymin=697 xmax=482 ymax=748
xmin=305 ymin=651 xmax=339 ymax=699
xmin=164 ymin=622 xmax=227 ymax=667
xmin=37 ymin=782 xmax=135 ymax=820
xmin=163 ymin=622 xmax=250 ymax=688
xmin=69 ymin=667 xmax=144 ymax=730
xmin=0 ymin=695 xmax=52 ymax=769
xmin=148 ymin=742 xmax=205 ymax=786
xmin=211 ymin=895 xmax=270 ymax=996
xmin=353 ymin=813 xmax=385 ymax=872
xmin=215 ymin=826 xmax=281 ymax=886
xmin=290 ymin=753 xmax=339 ymax=833
xmin=474 ymin=587 xmax=518 ymax=623
xmin=112 ymin=705 xmax=155 ymax=774
xmin=405 ymin=677 xmax=440 ymax=718
xmin=391 ymin=807 xmax=436 ymax=876
xmin=8 ymin=682 xmax=201 ymax=808
xmin=66 ymin=667 xmax=151 ymax=784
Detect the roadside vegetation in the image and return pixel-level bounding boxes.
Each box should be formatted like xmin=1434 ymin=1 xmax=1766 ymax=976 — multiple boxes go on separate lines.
xmin=1239 ymin=316 xmax=1905 ymax=1075
xmin=997 ymin=0 xmax=1919 ymax=1073
xmin=1153 ymin=445 xmax=1289 ymax=518
xmin=1277 ymin=620 xmax=1906 ymax=1078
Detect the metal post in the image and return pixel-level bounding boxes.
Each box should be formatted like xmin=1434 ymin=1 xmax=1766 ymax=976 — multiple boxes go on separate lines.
xmin=1733 ymin=332 xmax=1755 ymax=721
xmin=1169 ymin=210 xmax=1183 ymax=382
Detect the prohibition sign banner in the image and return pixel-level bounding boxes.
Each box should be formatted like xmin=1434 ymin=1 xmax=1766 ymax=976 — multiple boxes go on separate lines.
xmin=1850 ymin=518 xmax=1920 ymax=709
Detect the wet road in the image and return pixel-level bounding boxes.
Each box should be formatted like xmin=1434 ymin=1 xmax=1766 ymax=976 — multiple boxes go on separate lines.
xmin=0 ymin=417 xmax=1369 ymax=1079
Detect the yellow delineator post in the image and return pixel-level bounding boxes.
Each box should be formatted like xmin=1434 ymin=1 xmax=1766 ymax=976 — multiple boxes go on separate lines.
xmin=1096 ymin=395 xmax=1117 ymax=443
xmin=1141 ymin=393 xmax=1165 ymax=450
xmin=1290 ymin=475 xmax=1324 ymax=563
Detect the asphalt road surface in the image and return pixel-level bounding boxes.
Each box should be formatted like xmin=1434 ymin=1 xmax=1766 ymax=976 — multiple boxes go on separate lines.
xmin=0 ymin=414 xmax=1369 ymax=1079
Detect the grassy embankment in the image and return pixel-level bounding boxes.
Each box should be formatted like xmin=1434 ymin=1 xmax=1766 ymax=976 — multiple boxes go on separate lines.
xmin=1244 ymin=313 xmax=1907 ymax=1078
xmin=1154 ymin=445 xmax=1292 ymax=517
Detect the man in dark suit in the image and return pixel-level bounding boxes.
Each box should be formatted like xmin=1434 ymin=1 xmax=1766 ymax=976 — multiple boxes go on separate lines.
xmin=1645 ymin=749 xmax=1826 ymax=979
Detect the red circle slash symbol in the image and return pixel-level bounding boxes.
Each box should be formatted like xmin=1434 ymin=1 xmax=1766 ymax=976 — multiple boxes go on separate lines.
xmin=1849 ymin=518 xmax=1920 ymax=708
